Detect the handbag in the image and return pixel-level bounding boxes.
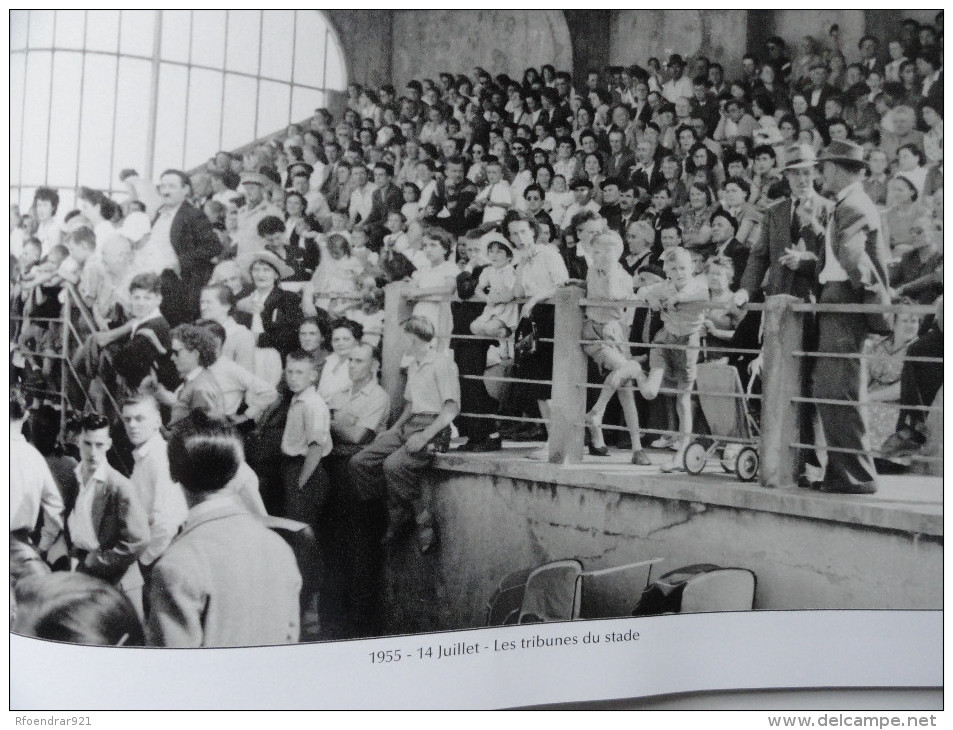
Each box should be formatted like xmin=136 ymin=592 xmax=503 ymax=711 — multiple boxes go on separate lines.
xmin=513 ymin=319 xmax=538 ymax=364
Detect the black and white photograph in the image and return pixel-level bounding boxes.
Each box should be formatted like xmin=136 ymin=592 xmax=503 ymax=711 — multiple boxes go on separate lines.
xmin=9 ymin=8 xmax=943 ymax=711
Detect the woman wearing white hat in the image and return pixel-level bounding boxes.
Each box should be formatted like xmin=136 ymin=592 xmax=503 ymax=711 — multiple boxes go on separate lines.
xmin=236 ymin=250 xmax=302 ymax=387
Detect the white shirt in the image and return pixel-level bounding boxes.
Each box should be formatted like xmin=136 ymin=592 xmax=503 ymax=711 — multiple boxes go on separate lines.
xmin=349 ymin=183 xmax=375 ymax=223
xmin=11 ymin=432 xmax=64 ymax=552
xmin=69 ymin=463 xmax=107 ymax=552
xmin=819 ymin=184 xmax=856 ymax=285
xmin=150 ymin=204 xmax=181 ymax=275
xmin=130 ymin=433 xmax=189 ymax=566
xmin=36 ymin=218 xmax=61 ymax=256
xmin=662 ymin=76 xmax=693 ymax=104
xmin=318 ymin=352 xmax=353 ymax=403
xmin=208 ymin=357 xmax=278 ymax=420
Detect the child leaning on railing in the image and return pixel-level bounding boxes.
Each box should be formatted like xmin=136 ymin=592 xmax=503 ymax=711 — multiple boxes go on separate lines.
xmin=581 ymin=231 xmax=651 ymax=465
xmin=600 ymin=246 xmax=709 ymax=473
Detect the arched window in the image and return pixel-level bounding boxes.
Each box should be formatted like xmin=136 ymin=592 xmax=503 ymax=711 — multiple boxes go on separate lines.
xmin=10 ymin=9 xmax=346 ymax=210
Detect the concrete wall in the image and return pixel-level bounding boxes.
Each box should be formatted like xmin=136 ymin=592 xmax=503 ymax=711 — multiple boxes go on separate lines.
xmin=390 ymin=10 xmax=573 ymax=88
xmin=609 ymin=10 xmax=749 ymax=78
xmin=325 ymin=10 xmax=392 ymax=90
xmin=772 ymin=10 xmax=867 ymax=61
xmin=385 ymin=465 xmax=941 ymax=634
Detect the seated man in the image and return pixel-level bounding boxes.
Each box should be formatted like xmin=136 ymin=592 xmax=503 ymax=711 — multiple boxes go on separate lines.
xmin=346 ymin=316 xmax=459 ymax=555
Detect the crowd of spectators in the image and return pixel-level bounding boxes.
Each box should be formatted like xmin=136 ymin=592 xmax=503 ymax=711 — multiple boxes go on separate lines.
xmin=10 ymin=12 xmax=943 ymax=645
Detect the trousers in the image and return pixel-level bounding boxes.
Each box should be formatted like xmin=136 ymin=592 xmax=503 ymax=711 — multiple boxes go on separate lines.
xmin=346 ymin=414 xmax=445 ymax=523
xmin=813 ymin=285 xmax=878 ymax=488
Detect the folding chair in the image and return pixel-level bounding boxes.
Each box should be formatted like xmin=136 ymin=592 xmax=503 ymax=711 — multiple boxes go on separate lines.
xmin=678 ymin=567 xmax=757 ymax=613
xmin=571 ymin=558 xmax=665 ymax=619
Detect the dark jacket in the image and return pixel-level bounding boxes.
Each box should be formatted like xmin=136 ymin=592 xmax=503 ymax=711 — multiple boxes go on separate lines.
xmin=238 ymin=287 xmax=303 ymax=358
xmin=169 ymin=202 xmax=223 ymax=293
xmin=739 ymin=194 xmax=831 ymax=301
xmin=61 ymin=464 xmax=149 ymax=587
xmin=112 ymin=316 xmax=178 ymax=390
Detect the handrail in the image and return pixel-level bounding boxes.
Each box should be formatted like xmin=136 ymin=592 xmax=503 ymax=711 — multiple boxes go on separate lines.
xmin=380 ymin=282 xmax=941 ymax=483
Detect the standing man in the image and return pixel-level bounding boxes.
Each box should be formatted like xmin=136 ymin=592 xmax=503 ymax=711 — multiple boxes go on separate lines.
xmin=10 ymin=390 xmax=64 ymax=555
xmin=735 ymin=144 xmax=833 ymax=483
xmin=811 ymin=141 xmax=891 ymax=494
xmin=152 ymin=170 xmax=223 ymax=325
xmin=323 ymin=343 xmax=391 ymax=637
xmin=58 ymin=414 xmax=150 ymax=613
xmin=146 ymin=417 xmax=301 ymax=647
xmin=361 ymin=162 xmax=403 ymax=250
xmin=121 ymin=393 xmax=189 ymax=574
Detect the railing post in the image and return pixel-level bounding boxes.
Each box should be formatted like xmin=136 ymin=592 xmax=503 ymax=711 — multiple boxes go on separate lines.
xmin=759 ymin=294 xmax=802 ymax=488
xmin=548 ymin=285 xmax=587 ymax=465
xmin=381 ymin=281 xmax=413 ymax=424
xmin=60 ymin=289 xmax=72 ymax=438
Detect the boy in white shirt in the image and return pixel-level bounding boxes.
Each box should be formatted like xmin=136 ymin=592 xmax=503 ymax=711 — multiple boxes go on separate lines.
xmin=612 ymin=246 xmax=709 ymax=472
xmin=470 ymin=157 xmax=515 ymax=225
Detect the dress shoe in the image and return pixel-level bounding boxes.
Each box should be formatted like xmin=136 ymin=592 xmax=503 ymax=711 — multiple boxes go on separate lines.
xmin=659 ymin=457 xmax=685 ymax=473
xmin=817 ymin=481 xmax=877 ymax=495
xmin=630 ymin=450 xmax=652 ymax=466
xmin=466 ymin=435 xmax=503 ymax=452
xmin=588 ymin=444 xmax=610 ymax=457
xmin=797 ymin=475 xmax=822 ymax=490
xmin=510 ymin=424 xmax=547 ymax=442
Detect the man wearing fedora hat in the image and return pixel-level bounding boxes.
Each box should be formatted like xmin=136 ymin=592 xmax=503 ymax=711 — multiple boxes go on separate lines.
xmin=736 ymin=143 xmax=833 ymax=484
xmin=809 ymin=140 xmax=891 ymax=494
xmin=662 ymin=54 xmax=694 ymax=104
xmin=737 ymin=144 xmax=832 ymax=304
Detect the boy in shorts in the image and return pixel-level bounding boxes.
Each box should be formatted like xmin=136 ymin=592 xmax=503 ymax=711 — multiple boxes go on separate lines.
xmin=582 ymin=231 xmax=650 ymax=464
xmin=614 ymin=246 xmax=708 ymax=471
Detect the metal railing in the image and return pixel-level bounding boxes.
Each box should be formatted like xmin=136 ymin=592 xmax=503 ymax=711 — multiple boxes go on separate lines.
xmin=379 ymin=283 xmax=942 ymax=488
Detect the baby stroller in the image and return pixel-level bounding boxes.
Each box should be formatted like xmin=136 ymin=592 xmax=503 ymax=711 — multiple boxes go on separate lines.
xmin=682 ymin=358 xmax=760 ymax=481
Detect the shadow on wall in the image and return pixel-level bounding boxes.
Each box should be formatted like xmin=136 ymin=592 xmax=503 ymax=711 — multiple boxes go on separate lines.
xmin=391 ymin=10 xmax=573 ymax=87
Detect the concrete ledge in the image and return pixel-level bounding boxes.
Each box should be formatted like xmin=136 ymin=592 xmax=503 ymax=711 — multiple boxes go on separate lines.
xmin=433 ymin=449 xmax=943 ymax=538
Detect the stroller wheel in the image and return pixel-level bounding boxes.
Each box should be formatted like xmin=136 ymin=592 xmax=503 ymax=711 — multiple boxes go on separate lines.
xmin=683 ymin=441 xmax=708 ymax=475
xmin=721 ymin=443 xmax=741 ymax=472
xmin=735 ymin=447 xmax=759 ymax=482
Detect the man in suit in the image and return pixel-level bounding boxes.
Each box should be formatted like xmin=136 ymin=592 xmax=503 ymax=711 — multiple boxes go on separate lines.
xmin=361 ymin=162 xmax=404 ymax=252
xmin=735 ymin=144 xmax=833 ymax=483
xmin=806 ymin=62 xmax=840 ymax=125
xmin=425 ymin=156 xmax=480 ymax=237
xmin=146 ymin=416 xmax=301 ymax=647
xmin=154 ymin=170 xmax=223 ymax=326
xmin=603 ymin=130 xmax=635 ymax=181
xmin=736 ymin=145 xmax=832 ymax=304
xmin=858 ymin=35 xmax=885 ymax=77
xmin=613 ymin=181 xmax=641 ymax=236
xmin=629 ymin=140 xmax=664 ymax=203
xmin=810 ymin=141 xmax=891 ymax=494
xmin=57 ymin=413 xmax=150 ymax=614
